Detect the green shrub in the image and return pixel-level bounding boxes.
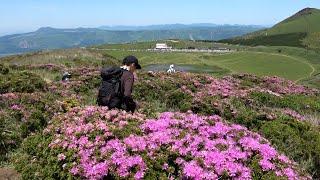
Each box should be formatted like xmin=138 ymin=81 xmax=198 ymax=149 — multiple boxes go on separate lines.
xmin=12 ymin=134 xmax=67 ymax=180
xmin=20 ymin=110 xmax=47 ymax=138
xmin=73 ymin=74 xmax=101 ymax=94
xmin=0 ymin=64 xmax=9 ymax=74
xmin=250 ymin=92 xmax=320 ymax=113
xmin=133 ymin=77 xmax=179 ymax=114
xmin=0 ymin=93 xmax=61 ymax=162
xmin=0 ymin=71 xmax=47 ymax=94
xmin=191 ymin=97 xmax=221 ymax=116
xmin=213 ymin=96 xmax=320 ymax=178
xmin=165 ymin=89 xmax=192 ymax=112
xmin=260 ymin=118 xmax=320 ymax=178
xmin=0 ymin=113 xmax=21 ymax=162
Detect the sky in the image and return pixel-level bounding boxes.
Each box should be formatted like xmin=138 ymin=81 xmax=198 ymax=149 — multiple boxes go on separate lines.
xmin=1 ymin=0 xmax=320 ymax=35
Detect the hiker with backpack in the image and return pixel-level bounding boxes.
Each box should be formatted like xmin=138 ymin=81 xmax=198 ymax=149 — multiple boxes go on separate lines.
xmin=97 ymin=55 xmax=141 ymax=113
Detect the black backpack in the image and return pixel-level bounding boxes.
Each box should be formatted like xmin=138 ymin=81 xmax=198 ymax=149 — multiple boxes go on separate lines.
xmin=97 ymin=67 xmax=125 ymax=106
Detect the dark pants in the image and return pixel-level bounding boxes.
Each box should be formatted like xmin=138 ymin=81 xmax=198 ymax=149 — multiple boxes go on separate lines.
xmin=98 ymin=96 xmax=136 ymax=113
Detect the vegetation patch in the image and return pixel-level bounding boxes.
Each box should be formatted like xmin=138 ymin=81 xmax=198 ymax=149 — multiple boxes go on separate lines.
xmin=0 ymin=71 xmax=47 ymax=94
xmin=219 ymin=33 xmax=307 ymax=47
xmin=12 ymin=107 xmax=308 ymax=179
xmin=0 ymin=58 xmax=319 ymax=179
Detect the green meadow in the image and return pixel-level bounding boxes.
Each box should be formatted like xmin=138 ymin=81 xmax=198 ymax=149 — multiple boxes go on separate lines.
xmin=101 ymin=49 xmax=314 ymax=81
xmin=2 ymin=40 xmax=319 ymax=87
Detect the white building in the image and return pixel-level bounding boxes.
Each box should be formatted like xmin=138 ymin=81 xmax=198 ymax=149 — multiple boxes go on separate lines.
xmin=155 ymin=43 xmax=172 ymax=50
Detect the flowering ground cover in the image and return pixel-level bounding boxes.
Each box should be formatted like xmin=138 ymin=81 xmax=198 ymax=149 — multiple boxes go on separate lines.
xmin=19 ymin=106 xmax=308 ymax=179
xmin=0 ymin=63 xmax=320 ymax=179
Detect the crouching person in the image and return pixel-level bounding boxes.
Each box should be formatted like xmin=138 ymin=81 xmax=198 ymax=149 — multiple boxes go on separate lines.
xmin=97 ymin=55 xmax=141 ymax=113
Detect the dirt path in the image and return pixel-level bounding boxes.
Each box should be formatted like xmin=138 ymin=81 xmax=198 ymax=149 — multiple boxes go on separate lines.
xmin=0 ymin=168 xmax=20 ymax=180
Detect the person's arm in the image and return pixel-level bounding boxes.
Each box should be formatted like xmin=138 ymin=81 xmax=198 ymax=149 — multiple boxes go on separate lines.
xmin=122 ymin=73 xmax=136 ymax=112
xmin=123 ymin=73 xmax=134 ymax=97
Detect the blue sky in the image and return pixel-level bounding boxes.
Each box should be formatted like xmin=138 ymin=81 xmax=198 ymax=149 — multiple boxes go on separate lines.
xmin=1 ymin=0 xmax=320 ymax=35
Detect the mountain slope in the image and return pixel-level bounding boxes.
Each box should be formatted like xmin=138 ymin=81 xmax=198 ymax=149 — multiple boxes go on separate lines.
xmin=266 ymin=8 xmax=320 ymax=35
xmin=219 ymin=8 xmax=320 ymax=48
xmin=0 ymin=25 xmax=263 ymax=55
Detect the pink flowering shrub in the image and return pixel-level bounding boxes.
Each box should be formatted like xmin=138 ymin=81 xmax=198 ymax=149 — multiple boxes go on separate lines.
xmin=132 ymin=72 xmax=320 ymax=178
xmin=3 ymin=69 xmax=319 ymax=179
xmin=137 ymin=73 xmax=318 ymax=117
xmin=45 ymin=106 xmax=146 ymax=179
xmin=283 ymin=109 xmax=306 ymax=121
xmin=163 ymin=73 xmax=318 ymax=102
xmin=262 ymin=76 xmax=318 ymax=95
xmin=40 ymin=107 xmax=308 ymax=179
xmin=191 ymin=76 xmax=247 ymax=100
xmin=0 ymin=91 xmax=63 ymax=161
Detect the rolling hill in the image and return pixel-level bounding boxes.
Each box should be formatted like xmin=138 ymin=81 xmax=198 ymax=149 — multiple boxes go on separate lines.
xmin=0 ymin=25 xmax=263 ymax=55
xmin=219 ymin=8 xmax=320 ymax=48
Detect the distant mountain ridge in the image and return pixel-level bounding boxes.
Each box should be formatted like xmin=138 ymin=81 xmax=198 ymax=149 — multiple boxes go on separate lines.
xmin=219 ymin=8 xmax=320 ymax=48
xmin=99 ymin=23 xmax=264 ymax=31
xmin=0 ymin=24 xmax=264 ymax=54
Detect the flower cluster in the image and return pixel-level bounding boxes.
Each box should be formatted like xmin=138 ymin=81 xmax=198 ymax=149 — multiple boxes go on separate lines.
xmin=262 ymin=76 xmax=318 ymax=95
xmin=283 ymin=108 xmax=306 ymax=121
xmin=1 ymin=92 xmax=41 ymax=122
xmin=193 ymin=76 xmax=247 ymax=99
xmin=141 ymin=112 xmax=307 ymax=179
xmin=160 ymin=72 xmax=247 ymax=99
xmin=46 ymin=106 xmax=146 ymax=179
xmin=46 ymin=107 xmax=309 ymax=179
xmin=0 ymin=92 xmax=19 ymax=100
xmin=156 ymin=73 xmax=317 ymax=104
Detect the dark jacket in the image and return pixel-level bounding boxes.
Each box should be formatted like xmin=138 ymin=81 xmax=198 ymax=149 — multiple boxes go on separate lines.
xmin=98 ymin=67 xmax=136 ymax=112
xmin=121 ymin=70 xmax=134 ymax=98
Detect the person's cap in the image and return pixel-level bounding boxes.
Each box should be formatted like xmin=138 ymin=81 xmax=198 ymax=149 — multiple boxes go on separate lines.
xmin=122 ymin=55 xmax=141 ymax=69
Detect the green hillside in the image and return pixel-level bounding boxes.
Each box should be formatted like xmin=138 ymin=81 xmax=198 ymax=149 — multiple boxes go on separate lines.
xmin=219 ymin=8 xmax=320 ymax=49
xmin=266 ymin=8 xmax=320 ymax=35
xmin=0 ymin=25 xmax=262 ymax=55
